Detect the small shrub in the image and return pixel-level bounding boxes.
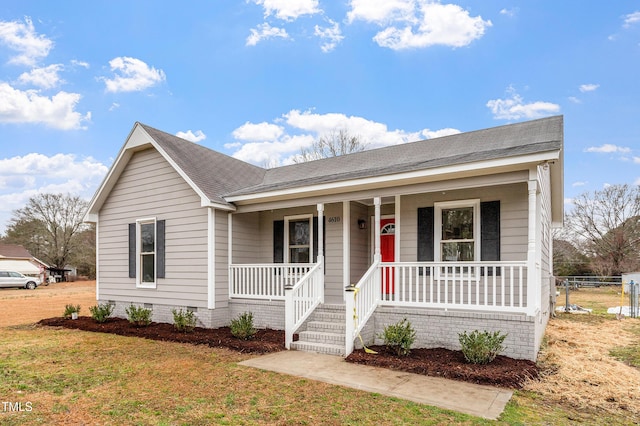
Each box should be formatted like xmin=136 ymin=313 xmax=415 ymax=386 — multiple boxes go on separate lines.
xmin=63 ymin=304 xmax=81 ymax=319
xmin=89 ymin=303 xmax=114 ymax=323
xmin=458 ymin=330 xmax=507 ymax=364
xmin=172 ymin=308 xmax=197 ymax=333
xmin=230 ymin=312 xmax=256 ymax=340
xmin=125 ymin=305 xmax=152 ymax=327
xmin=379 ymin=318 xmax=416 ymax=356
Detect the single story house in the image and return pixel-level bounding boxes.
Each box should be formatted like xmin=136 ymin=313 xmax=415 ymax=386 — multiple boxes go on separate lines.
xmin=0 ymin=243 xmax=49 ymax=279
xmin=85 ymin=115 xmax=564 ymax=361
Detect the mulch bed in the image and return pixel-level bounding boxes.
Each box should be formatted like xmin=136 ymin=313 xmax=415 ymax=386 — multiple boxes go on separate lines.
xmin=346 ymin=346 xmax=539 ymax=389
xmin=38 ymin=316 xmax=285 ymax=354
xmin=38 ymin=317 xmax=539 ymax=388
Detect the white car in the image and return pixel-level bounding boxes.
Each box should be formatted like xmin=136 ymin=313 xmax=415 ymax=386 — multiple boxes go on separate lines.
xmin=0 ymin=271 xmax=41 ymax=289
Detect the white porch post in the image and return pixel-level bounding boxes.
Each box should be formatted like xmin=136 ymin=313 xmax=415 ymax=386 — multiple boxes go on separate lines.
xmin=343 ymin=201 xmax=350 ymax=296
xmin=317 ymin=203 xmax=324 ymax=304
xmin=374 ymin=197 xmax=381 ymax=262
xmin=317 ymin=203 xmax=324 ymax=262
xmin=527 ymin=179 xmax=539 ymax=316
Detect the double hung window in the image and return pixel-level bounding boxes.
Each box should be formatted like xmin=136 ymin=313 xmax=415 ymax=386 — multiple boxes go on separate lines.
xmin=435 ymin=200 xmax=480 ymax=263
xmin=285 ymin=215 xmax=313 ymax=263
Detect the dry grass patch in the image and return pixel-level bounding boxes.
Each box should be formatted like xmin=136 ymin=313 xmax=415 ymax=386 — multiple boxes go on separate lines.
xmin=0 ymin=280 xmax=96 ymax=328
xmin=523 ymin=314 xmax=640 ymax=422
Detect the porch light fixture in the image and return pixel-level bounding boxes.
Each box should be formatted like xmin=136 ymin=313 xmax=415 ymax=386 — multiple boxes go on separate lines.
xmin=358 ymin=219 xmax=366 ymax=230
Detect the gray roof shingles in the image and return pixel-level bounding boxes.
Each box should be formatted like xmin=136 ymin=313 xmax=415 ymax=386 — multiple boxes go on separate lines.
xmin=140 ymin=124 xmax=266 ymax=206
xmin=140 ymin=116 xmax=562 ymax=203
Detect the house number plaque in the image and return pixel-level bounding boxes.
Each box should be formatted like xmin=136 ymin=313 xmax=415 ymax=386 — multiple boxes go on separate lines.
xmin=328 ymin=216 xmax=341 ymax=223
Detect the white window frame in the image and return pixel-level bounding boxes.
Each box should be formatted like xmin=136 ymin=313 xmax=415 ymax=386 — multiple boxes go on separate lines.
xmin=284 ymin=214 xmax=313 ymax=264
xmin=434 ymin=199 xmax=480 ymax=263
xmin=137 ymin=217 xmax=157 ymax=288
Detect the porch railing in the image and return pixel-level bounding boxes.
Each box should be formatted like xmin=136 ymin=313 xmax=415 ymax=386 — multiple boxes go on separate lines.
xmin=379 ymin=261 xmax=528 ymax=313
xmin=285 ymin=262 xmax=324 ymax=349
xmin=345 ymin=260 xmax=529 ymax=356
xmin=345 ymin=260 xmax=380 ymax=356
xmin=229 ymin=263 xmax=314 ymax=300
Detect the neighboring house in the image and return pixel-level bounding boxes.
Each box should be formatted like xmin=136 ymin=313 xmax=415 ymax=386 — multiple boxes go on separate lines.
xmin=0 ymin=243 xmax=49 ymax=279
xmin=85 ymin=116 xmax=564 ymax=361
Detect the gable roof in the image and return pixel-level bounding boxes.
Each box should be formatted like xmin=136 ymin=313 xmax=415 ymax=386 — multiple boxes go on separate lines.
xmin=86 ymin=115 xmax=563 ymax=222
xmin=229 ymin=116 xmax=563 ymax=197
xmin=141 ymin=124 xmax=266 ymax=206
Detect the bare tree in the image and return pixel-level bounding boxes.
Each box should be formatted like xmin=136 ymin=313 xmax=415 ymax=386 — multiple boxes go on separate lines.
xmin=5 ymin=193 xmax=90 ymax=269
xmin=294 ymin=129 xmax=367 ymax=163
xmin=566 ymin=184 xmax=640 ymax=275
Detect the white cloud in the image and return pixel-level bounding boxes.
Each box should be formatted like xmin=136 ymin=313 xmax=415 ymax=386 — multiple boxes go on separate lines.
xmin=246 ymin=23 xmax=290 ymax=46
xmin=70 ymin=59 xmax=90 ymax=69
xmin=0 ymin=17 xmax=53 ymax=66
xmin=572 ymin=181 xmax=587 ymax=187
xmin=585 ymin=144 xmax=631 ymax=154
xmin=347 ymin=0 xmax=416 ymax=24
xmin=315 ymin=20 xmax=344 ymax=53
xmin=348 ymin=1 xmax=491 ymax=50
xmin=623 ymin=11 xmax=640 ymax=28
xmin=101 ymin=57 xmax=166 ymax=93
xmin=499 ymin=8 xmax=517 ymax=17
xmin=579 ymin=83 xmax=599 ymax=92
xmin=0 ymin=153 xmax=109 ymax=233
xmin=232 ymin=121 xmax=284 ymax=141
xmin=0 ymin=82 xmax=90 ymax=130
xmin=176 ymin=129 xmax=206 ymax=143
xmin=568 ymin=96 xmax=581 ymax=104
xmin=634 ymin=156 xmax=640 ymax=164
xmin=251 ymin=0 xmax=321 ymax=21
xmin=109 ymin=102 xmax=120 ymax=111
xmin=635 ymin=177 xmax=640 ymax=186
xmin=17 ymin=64 xmax=64 ymax=89
xmin=228 ymin=109 xmax=460 ymax=165
xmin=486 ymin=86 xmax=560 ymax=120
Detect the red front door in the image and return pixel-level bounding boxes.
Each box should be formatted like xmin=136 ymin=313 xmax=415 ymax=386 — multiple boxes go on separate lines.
xmin=380 ymin=218 xmax=395 ymax=294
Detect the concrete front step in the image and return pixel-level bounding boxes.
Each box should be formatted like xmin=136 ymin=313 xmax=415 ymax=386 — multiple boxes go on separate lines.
xmin=307 ymin=320 xmax=345 ymax=332
xmin=312 ymin=311 xmax=346 ymax=322
xmin=299 ymin=330 xmax=345 ymax=345
xmin=293 ymin=304 xmax=347 ymax=356
xmin=290 ymin=341 xmax=345 ymax=356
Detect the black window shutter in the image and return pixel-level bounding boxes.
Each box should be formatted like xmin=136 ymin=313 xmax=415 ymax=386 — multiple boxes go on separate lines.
xmin=480 ymin=201 xmax=500 ymax=261
xmin=156 ymin=219 xmax=166 ymax=278
xmin=481 ymin=201 xmax=500 ymax=276
xmin=312 ymin=216 xmax=326 ymax=264
xmin=128 ymin=223 xmax=136 ymax=278
xmin=313 ymin=217 xmax=318 ymax=263
xmin=273 ymin=220 xmax=284 ymax=263
xmin=417 ymin=207 xmax=434 ymax=261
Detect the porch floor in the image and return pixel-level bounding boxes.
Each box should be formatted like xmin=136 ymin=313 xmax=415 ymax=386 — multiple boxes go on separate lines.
xmin=239 ymin=350 xmax=512 ymax=420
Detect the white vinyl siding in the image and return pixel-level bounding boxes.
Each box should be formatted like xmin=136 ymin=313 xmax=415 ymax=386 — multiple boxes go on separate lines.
xmin=98 ymin=148 xmax=209 ymax=307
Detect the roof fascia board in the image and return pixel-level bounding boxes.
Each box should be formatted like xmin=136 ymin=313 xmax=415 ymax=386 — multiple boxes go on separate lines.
xmin=85 ymin=123 xmax=229 ymax=222
xmin=226 ymin=150 xmax=561 ymax=205
xmin=233 ymin=170 xmax=529 ymax=214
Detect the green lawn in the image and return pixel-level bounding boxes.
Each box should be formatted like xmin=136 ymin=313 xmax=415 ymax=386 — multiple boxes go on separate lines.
xmin=1 ymin=323 xmax=638 ymax=425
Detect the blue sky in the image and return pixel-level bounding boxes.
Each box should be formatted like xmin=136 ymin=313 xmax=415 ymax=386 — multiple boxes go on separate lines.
xmin=0 ymin=1 xmax=639 ymax=234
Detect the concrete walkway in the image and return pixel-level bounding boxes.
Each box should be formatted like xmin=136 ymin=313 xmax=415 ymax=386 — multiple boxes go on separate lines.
xmin=239 ymin=351 xmax=512 ymax=420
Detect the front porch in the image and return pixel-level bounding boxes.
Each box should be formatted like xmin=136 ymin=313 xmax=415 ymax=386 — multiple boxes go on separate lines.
xmin=227 ymin=183 xmax=544 ymax=360
xmin=228 ymin=259 xmax=531 ymax=357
